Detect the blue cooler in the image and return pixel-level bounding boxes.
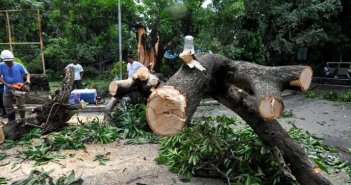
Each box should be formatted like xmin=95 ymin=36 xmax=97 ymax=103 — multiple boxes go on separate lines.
xmin=70 ymin=89 xmax=97 ymax=104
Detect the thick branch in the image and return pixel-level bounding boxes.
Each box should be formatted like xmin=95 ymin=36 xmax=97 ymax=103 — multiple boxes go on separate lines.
xmin=212 ymin=84 xmax=332 ymax=185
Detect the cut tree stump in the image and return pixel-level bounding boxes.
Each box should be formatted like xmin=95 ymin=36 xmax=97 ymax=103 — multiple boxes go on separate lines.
xmin=146 ymin=52 xmax=332 ymax=185
xmin=1 ymin=67 xmax=76 ymax=140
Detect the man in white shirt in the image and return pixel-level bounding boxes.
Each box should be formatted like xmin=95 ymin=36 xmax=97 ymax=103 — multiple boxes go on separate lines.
xmin=65 ymin=57 xmax=84 ymax=89
xmin=127 ymin=55 xmax=143 ymax=78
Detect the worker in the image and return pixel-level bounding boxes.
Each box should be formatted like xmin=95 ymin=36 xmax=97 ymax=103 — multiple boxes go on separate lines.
xmin=127 ymin=55 xmax=143 ymax=78
xmin=0 ymin=76 xmax=6 ymax=118
xmin=0 ymin=50 xmax=31 ymax=121
xmin=65 ymin=57 xmax=84 ymax=89
xmin=0 ymin=59 xmax=6 ymax=118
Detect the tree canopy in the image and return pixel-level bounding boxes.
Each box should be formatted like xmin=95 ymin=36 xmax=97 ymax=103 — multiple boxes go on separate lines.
xmin=0 ymin=0 xmax=350 ymax=78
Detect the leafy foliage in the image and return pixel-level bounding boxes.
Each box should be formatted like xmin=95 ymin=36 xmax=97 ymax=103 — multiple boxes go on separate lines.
xmin=12 ymin=169 xmax=82 ymax=185
xmin=281 ymin=110 xmax=295 ymax=118
xmin=94 ymin=152 xmax=111 ymax=165
xmin=52 ymin=119 xmax=119 ymax=147
xmin=2 ymin=119 xmax=119 ymax=164
xmin=110 ymin=101 xmax=158 ymax=143
xmin=157 ymin=115 xmax=351 ymax=184
xmin=0 ymin=177 xmax=8 ymax=185
xmin=0 ymin=152 xmax=7 ymax=161
xmin=23 ymin=144 xmax=66 ymax=164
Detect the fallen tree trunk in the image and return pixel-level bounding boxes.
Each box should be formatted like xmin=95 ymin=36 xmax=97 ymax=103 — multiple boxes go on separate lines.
xmin=146 ymin=52 xmax=332 ymax=185
xmin=1 ymin=67 xmax=76 ymax=140
xmin=104 ymin=66 xmax=161 ymax=121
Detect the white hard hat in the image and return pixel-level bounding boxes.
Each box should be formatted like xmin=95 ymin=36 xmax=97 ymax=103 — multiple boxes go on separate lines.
xmin=0 ymin=50 xmax=14 ymax=61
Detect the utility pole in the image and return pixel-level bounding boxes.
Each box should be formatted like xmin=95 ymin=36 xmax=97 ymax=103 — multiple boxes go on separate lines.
xmin=118 ymin=0 xmax=123 ymax=79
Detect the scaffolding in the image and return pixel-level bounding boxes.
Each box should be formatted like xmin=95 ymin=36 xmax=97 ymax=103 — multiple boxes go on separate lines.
xmin=0 ymin=9 xmax=46 ymax=74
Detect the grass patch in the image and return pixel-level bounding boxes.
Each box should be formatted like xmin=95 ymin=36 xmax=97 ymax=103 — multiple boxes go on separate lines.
xmin=156 ymin=115 xmax=351 ymax=184
xmin=304 ymin=90 xmax=351 ymax=102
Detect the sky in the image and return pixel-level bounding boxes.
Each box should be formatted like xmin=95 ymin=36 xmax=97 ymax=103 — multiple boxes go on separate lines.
xmin=202 ymin=0 xmax=212 ymax=8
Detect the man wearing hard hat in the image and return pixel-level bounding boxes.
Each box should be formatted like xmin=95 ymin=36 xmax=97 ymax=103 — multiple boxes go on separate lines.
xmin=0 ymin=50 xmax=31 ymax=121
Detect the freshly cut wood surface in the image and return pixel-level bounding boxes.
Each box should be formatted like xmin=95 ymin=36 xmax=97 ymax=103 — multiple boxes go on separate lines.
xmin=289 ymin=67 xmax=313 ymax=92
xmin=258 ymin=96 xmax=284 ymax=121
xmin=108 ymin=79 xmax=134 ymax=97
xmin=109 ymin=80 xmax=119 ymax=96
xmin=132 ymin=66 xmax=149 ymax=81
xmin=147 ymin=86 xmax=186 ymax=136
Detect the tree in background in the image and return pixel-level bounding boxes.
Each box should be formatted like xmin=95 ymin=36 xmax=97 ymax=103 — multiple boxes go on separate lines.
xmin=0 ymin=0 xmax=350 ymax=78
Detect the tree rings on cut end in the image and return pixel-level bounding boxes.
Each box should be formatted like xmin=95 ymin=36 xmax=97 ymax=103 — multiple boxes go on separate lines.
xmin=132 ymin=66 xmax=149 ymax=81
xmin=289 ymin=67 xmax=313 ymax=92
xmin=258 ymin=96 xmax=284 ymax=121
xmin=109 ymin=80 xmax=119 ymax=96
xmin=146 ymin=86 xmax=187 ymax=136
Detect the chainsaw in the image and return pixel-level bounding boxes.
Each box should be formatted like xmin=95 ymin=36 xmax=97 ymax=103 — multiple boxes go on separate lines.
xmin=10 ymin=83 xmax=55 ymax=103
xmin=10 ymin=83 xmax=30 ymax=96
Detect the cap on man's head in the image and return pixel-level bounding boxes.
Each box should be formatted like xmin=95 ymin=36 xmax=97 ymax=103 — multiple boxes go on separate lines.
xmin=0 ymin=50 xmax=14 ymax=62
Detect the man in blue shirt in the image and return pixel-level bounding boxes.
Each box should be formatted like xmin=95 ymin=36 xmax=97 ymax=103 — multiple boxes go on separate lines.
xmin=0 ymin=50 xmax=30 ymax=121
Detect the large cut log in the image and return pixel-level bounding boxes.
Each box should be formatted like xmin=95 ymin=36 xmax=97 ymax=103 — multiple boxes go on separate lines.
xmin=146 ymin=52 xmax=332 ymax=184
xmin=1 ymin=67 xmax=76 ymax=140
xmin=146 ymin=53 xmax=312 ymax=136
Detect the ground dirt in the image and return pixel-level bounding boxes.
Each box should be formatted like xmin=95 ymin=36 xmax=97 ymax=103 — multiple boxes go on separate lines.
xmin=1 ymin=95 xmax=351 ymax=185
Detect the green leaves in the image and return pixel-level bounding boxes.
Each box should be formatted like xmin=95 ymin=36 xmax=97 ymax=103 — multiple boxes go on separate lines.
xmin=0 ymin=152 xmax=7 ymax=161
xmin=94 ymin=152 xmax=111 ymax=165
xmin=110 ymin=102 xmax=158 ymax=143
xmin=157 ymin=115 xmax=351 ymax=184
xmin=3 ymin=120 xmax=119 ymax=164
xmin=12 ymin=169 xmax=82 ymax=185
xmin=281 ymin=110 xmax=295 ymax=118
xmin=23 ymin=144 xmax=66 ymax=164
xmin=0 ymin=177 xmax=8 ymax=184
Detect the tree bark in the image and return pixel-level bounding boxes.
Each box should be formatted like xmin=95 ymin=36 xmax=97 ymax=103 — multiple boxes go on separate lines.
xmin=136 ymin=25 xmax=159 ymax=70
xmin=1 ymin=67 xmax=76 ymax=140
xmin=212 ymin=85 xmax=331 ymax=185
xmin=146 ymin=52 xmax=332 ymax=185
xmin=104 ymin=66 xmax=161 ymax=121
